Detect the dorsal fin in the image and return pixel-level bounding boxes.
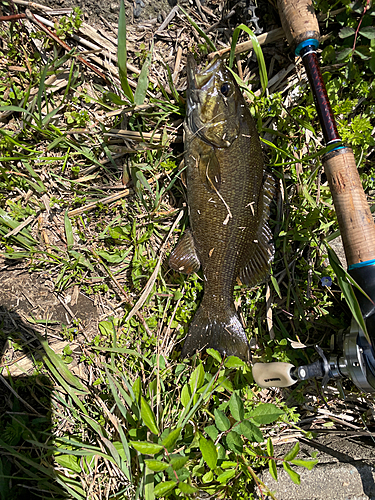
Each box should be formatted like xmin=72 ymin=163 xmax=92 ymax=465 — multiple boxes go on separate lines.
xmin=240 ymin=171 xmax=275 ymax=287
xmin=169 ymin=229 xmax=201 ymax=274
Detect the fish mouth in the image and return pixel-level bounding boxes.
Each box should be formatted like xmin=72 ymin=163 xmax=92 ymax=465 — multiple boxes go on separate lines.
xmin=186 ymin=54 xmax=222 ymax=92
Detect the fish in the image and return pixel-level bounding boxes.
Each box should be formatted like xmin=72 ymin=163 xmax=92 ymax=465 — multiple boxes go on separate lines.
xmin=169 ymin=55 xmax=274 ymax=361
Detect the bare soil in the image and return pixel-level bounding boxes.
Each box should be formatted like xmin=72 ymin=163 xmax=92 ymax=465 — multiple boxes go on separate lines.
xmin=40 ymin=0 xmax=188 ymax=26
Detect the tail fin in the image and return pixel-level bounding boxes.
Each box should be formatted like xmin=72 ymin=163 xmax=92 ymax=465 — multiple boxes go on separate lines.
xmin=181 ymin=303 xmax=250 ymax=361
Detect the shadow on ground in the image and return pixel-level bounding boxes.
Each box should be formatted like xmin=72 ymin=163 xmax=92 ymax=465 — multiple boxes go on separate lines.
xmin=0 ymin=260 xmax=100 ymax=499
xmin=0 ymin=306 xmax=65 ymax=499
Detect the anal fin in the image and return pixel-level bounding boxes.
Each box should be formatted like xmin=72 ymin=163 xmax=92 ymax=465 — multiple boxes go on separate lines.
xmin=169 ymin=229 xmax=200 ymax=274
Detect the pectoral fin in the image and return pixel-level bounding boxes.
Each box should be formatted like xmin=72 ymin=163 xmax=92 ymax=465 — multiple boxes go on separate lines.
xmin=199 ymin=150 xmax=221 ymax=192
xmin=169 ymin=229 xmax=200 ymax=274
xmin=240 ymin=172 xmax=275 ymax=287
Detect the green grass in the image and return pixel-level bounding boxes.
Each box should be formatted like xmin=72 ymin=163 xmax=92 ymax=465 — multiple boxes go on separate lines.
xmin=0 ymin=0 xmax=375 ymax=499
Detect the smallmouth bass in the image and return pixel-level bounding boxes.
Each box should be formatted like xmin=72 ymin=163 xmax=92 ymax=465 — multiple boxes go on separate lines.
xmin=169 ymin=55 xmax=274 ymax=361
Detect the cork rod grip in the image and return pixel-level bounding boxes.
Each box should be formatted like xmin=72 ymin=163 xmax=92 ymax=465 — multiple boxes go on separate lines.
xmin=277 ymin=0 xmax=320 ymax=48
xmin=323 ymin=148 xmax=375 ymax=267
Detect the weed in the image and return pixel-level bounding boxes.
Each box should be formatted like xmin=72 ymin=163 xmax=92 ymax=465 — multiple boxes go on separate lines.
xmin=0 ymin=0 xmax=374 ymax=498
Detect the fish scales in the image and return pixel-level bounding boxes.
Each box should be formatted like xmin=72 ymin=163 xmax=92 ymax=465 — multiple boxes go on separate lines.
xmin=169 ymin=55 xmax=274 ymax=361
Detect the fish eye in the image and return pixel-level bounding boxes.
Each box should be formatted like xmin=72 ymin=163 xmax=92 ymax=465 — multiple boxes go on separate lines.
xmin=220 ymin=83 xmax=230 ymax=97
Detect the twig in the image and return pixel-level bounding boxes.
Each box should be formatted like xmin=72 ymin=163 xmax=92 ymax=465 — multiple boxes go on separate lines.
xmin=10 ymin=0 xmax=53 ymax=11
xmin=208 ymin=27 xmax=285 ymax=59
xmin=352 ymin=0 xmax=371 ymax=53
xmin=104 ymin=129 xmax=182 ymax=143
xmin=90 ymin=248 xmax=153 ymax=337
xmin=24 ymin=9 xmax=110 ymax=83
xmin=156 ymin=5 xmax=179 ymax=33
xmin=67 ymin=172 xmax=165 ymax=217
xmin=3 ymin=213 xmax=39 ymax=238
xmin=0 ymin=14 xmax=26 ymax=21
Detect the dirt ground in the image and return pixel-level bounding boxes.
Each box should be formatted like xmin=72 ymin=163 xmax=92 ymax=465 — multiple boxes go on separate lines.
xmin=40 ymin=0 xmax=193 ymax=26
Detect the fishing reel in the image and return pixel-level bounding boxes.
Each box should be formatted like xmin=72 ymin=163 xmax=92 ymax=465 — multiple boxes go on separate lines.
xmin=253 ymin=266 xmax=375 ymax=394
xmin=253 ymin=320 xmax=375 ymax=393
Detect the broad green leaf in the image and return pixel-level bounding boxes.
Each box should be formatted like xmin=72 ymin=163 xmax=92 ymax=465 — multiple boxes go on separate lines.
xmin=217 ymin=376 xmax=233 ymax=392
xmin=283 ymin=461 xmax=300 ymax=485
xmin=269 ymin=459 xmax=277 ymax=481
xmin=284 ymin=442 xmax=300 ymax=461
xmin=199 ymin=436 xmax=218 ymax=470
xmin=239 ymin=420 xmax=264 ymax=443
xmin=144 ymin=459 xmax=169 ymax=472
xmin=161 ymin=427 xmax=181 ymax=449
xmin=129 ymin=441 xmax=163 ymax=455
xmin=55 ymin=453 xmax=82 ymax=473
xmin=248 ymin=403 xmax=284 ymax=425
xmin=266 ymin=437 xmax=274 ymax=458
xmin=207 ymin=348 xmax=222 ymax=363
xmin=221 ymin=460 xmax=237 ymax=469
xmin=154 ymin=480 xmax=177 ymax=498
xmin=339 ymin=26 xmax=355 ymax=38
xmin=141 ymin=397 xmax=159 ymax=435
xmin=226 ymin=431 xmax=243 ymax=454
xmin=202 ymin=470 xmax=213 ymax=483
xmin=359 ymin=26 xmax=375 ymax=39
xmin=189 ymin=363 xmax=205 ymax=392
xmin=291 ymin=459 xmax=319 ymax=470
xmin=224 ymin=356 xmax=246 ymax=369
xmin=64 ymin=211 xmax=74 ymax=250
xmin=205 ymin=425 xmax=219 ymax=442
xmin=180 ymin=384 xmax=191 ymax=408
xmin=229 ymin=392 xmax=244 ymax=421
xmin=117 ymin=0 xmax=134 ymax=102
xmin=178 ymin=482 xmax=198 ymax=494
xmin=336 ymin=47 xmax=352 ymax=61
xmin=216 ymin=468 xmax=236 ymax=484
xmin=170 ymin=455 xmax=189 ymax=471
xmin=96 ymin=249 xmax=131 ymax=263
xmin=214 ymin=409 xmax=231 ymax=432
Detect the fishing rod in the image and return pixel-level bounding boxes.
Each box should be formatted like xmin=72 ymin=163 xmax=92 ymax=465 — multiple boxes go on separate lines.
xmin=252 ymin=0 xmax=375 ymax=393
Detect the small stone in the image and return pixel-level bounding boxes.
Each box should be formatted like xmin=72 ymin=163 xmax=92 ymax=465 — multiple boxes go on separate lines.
xmin=134 ymin=5 xmax=142 ymax=17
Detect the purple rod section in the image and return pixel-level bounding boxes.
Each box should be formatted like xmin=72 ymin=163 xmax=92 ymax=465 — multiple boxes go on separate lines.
xmin=301 ymin=50 xmax=340 ymax=146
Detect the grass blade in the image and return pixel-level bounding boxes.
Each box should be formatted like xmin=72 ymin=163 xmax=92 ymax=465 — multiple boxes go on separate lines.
xmin=64 ymin=211 xmax=74 ymax=250
xmin=178 ymin=5 xmax=216 ymax=52
xmin=118 ymin=0 xmax=134 ymax=102
xmin=327 ymin=245 xmax=371 ymax=344
xmin=134 ymin=41 xmax=153 ymax=106
xmin=229 ymin=24 xmax=268 ymax=94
